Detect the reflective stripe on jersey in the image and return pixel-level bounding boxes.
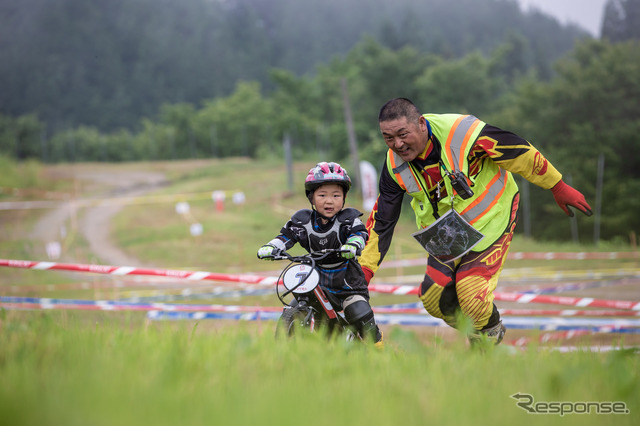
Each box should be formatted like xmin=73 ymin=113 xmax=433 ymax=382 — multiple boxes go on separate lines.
xmin=444 ymin=115 xmax=482 ymax=175
xmin=389 ymin=153 xmax=421 ymax=193
xmin=460 ymin=167 xmax=508 ymax=225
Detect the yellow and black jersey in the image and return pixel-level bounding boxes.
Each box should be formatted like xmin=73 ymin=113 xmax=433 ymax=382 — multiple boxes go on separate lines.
xmin=360 ymin=124 xmax=562 ymax=275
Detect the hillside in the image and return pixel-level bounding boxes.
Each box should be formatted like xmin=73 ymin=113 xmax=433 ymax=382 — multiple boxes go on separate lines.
xmin=0 ymin=0 xmax=590 ymax=130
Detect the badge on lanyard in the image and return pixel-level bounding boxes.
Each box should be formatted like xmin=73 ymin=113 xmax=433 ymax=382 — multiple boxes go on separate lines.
xmin=411 ymin=209 xmax=484 ymax=262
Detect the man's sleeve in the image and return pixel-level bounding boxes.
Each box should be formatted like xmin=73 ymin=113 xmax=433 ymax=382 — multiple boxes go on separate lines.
xmin=359 ymin=161 xmax=405 ymax=276
xmin=473 ymin=124 xmax=562 ymax=189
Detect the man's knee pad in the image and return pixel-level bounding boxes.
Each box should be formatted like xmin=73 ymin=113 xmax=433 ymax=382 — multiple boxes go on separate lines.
xmin=343 ymin=296 xmax=381 ymax=342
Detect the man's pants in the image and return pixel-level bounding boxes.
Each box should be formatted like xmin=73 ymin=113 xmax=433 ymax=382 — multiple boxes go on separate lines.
xmin=418 ymin=194 xmax=519 ymax=331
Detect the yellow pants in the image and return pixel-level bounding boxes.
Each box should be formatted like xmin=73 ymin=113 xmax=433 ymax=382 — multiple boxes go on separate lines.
xmin=419 ymin=197 xmax=518 ymax=331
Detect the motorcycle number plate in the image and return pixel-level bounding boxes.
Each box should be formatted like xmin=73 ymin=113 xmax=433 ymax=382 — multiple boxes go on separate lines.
xmin=282 ymin=264 xmax=320 ymax=294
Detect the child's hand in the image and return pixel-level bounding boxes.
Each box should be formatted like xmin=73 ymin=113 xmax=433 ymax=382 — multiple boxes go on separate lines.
xmin=257 ymin=244 xmax=276 ymax=259
xmin=340 ymin=244 xmax=357 ymax=259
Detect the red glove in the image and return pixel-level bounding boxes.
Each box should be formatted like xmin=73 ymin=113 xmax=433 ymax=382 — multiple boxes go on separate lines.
xmin=362 ymin=266 xmax=374 ymax=285
xmin=551 ymin=180 xmax=592 ymax=217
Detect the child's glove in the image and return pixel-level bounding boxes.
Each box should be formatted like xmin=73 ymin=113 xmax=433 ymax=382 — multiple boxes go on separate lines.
xmin=257 ymin=244 xmax=277 ymax=259
xmin=340 ymin=244 xmax=358 ymax=259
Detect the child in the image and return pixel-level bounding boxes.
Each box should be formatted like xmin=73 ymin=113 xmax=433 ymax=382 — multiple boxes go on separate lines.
xmin=257 ymin=162 xmax=383 ymax=345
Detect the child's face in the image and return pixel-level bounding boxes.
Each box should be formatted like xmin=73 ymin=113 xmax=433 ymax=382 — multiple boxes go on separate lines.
xmin=311 ymin=183 xmax=344 ymax=218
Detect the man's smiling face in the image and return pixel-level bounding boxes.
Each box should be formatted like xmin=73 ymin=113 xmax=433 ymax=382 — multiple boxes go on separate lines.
xmin=380 ymin=116 xmax=429 ymax=162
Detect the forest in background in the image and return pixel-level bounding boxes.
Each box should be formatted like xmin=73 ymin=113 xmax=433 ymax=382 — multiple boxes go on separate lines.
xmin=0 ymin=0 xmax=639 ymax=243
xmin=1 ymin=0 xmax=589 ymax=131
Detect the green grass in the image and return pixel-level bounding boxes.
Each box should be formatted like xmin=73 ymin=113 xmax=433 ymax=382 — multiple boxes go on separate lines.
xmin=0 ymin=311 xmax=638 ymax=426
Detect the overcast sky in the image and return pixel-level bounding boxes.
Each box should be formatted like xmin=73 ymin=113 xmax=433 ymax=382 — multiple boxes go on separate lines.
xmin=517 ymin=0 xmax=608 ymax=36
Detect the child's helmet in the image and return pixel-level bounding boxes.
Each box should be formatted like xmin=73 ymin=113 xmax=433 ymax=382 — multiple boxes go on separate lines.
xmin=304 ymin=162 xmax=351 ymax=199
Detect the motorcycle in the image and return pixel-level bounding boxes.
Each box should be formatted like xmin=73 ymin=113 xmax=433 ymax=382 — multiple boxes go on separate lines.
xmin=265 ymin=249 xmax=357 ymax=341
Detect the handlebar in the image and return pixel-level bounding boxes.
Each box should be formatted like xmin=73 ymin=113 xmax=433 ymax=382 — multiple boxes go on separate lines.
xmin=265 ymin=248 xmax=349 ymax=263
xmin=265 ymin=248 xmax=351 ymax=305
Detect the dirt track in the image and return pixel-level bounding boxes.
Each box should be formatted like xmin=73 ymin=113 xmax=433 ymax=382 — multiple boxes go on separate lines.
xmin=28 ymin=167 xmax=168 ymax=267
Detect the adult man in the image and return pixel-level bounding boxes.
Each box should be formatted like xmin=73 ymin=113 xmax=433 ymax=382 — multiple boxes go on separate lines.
xmin=359 ymin=98 xmax=592 ymax=344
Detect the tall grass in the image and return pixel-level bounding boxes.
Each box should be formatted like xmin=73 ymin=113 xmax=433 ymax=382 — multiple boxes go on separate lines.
xmin=0 ymin=311 xmax=637 ymax=426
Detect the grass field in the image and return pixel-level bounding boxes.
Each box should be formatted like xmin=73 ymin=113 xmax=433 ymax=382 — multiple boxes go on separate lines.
xmin=1 ymin=158 xmax=639 ymax=425
xmin=0 ymin=310 xmax=638 ymax=426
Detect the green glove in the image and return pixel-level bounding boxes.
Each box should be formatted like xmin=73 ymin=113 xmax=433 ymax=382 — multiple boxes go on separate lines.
xmin=257 ymin=244 xmax=276 ymax=259
xmin=340 ymin=244 xmax=357 ymax=259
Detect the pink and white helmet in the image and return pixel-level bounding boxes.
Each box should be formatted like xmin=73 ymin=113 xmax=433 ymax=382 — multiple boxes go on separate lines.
xmin=304 ymin=162 xmax=351 ymax=198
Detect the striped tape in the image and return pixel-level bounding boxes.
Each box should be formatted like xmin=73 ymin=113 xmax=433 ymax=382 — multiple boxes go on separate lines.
xmin=494 ymin=292 xmax=640 ymax=310
xmin=4 ymin=297 xmax=639 ymax=318
xmin=116 ymin=288 xmax=272 ymax=303
xmin=4 ymin=297 xmax=640 ymax=336
xmin=373 ymin=306 xmax=640 ymax=317
xmin=2 ymin=258 xmax=638 ymax=310
xmin=0 ymin=259 xmax=277 ymax=285
xmin=368 ymin=283 xmax=640 ymax=310
xmin=508 ymin=330 xmax=594 ymax=347
xmin=500 ymin=278 xmax=636 ymax=295
xmin=145 ymin=310 xmax=640 ymax=333
xmin=379 ymin=252 xmax=638 ymax=269
xmin=0 ymin=296 xmax=282 ymax=313
xmin=3 ymin=258 xmax=639 ymax=285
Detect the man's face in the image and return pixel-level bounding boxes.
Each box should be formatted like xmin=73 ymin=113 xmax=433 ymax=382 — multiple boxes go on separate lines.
xmin=380 ymin=116 xmax=429 ymax=162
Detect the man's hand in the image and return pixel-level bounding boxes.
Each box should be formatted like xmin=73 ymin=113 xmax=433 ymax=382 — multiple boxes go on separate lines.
xmin=551 ymin=180 xmax=592 ymax=217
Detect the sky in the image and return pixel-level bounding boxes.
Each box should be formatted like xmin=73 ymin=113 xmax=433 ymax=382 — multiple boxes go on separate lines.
xmin=517 ymin=0 xmax=609 ymax=36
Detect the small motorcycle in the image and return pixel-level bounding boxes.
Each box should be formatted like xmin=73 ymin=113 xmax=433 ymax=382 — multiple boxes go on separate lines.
xmin=265 ymin=249 xmax=356 ymax=340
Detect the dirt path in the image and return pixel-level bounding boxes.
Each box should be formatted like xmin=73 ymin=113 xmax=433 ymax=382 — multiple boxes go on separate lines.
xmin=29 ymin=168 xmax=168 ymax=267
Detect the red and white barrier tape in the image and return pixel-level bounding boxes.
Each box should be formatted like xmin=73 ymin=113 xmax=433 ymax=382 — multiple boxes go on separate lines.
xmin=0 ymin=298 xmax=282 ymax=313
xmin=4 ymin=298 xmax=640 ymax=336
xmin=367 ymin=283 xmax=640 ymax=310
xmin=2 ymin=258 xmax=639 ymax=310
xmin=494 ymin=292 xmax=640 ymax=310
xmin=508 ymin=330 xmax=594 ymax=347
xmin=2 ymin=296 xmax=637 ymax=318
xmin=372 ymin=307 xmax=640 ymax=317
xmin=0 ymin=259 xmax=276 ymax=285
xmin=380 ymin=251 xmax=638 ymax=269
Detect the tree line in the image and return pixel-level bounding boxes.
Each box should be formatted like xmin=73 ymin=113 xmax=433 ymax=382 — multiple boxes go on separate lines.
xmin=0 ymin=0 xmax=588 ymax=131
xmin=1 ymin=0 xmax=639 ymax=243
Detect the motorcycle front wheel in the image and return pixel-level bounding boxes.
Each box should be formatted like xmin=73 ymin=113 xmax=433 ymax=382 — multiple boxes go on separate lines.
xmin=275 ymin=305 xmax=315 ymax=339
